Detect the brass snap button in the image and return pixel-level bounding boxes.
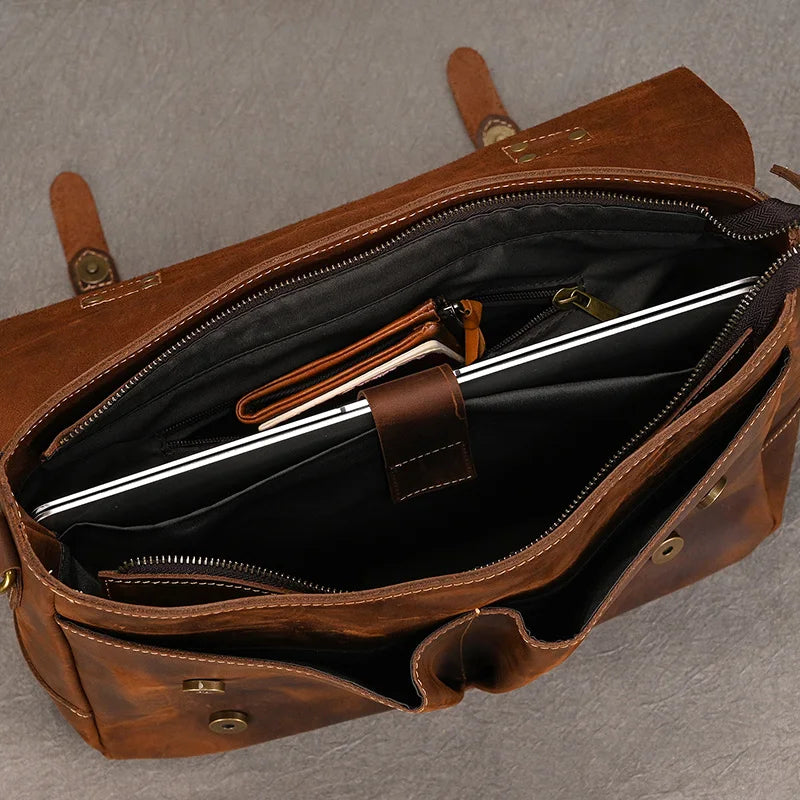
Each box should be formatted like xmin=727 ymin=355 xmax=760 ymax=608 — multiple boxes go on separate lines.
xmin=73 ymin=249 xmax=113 ymax=287
xmin=482 ymin=121 xmax=518 ymax=146
xmin=568 ymin=128 xmax=589 ymax=141
xmin=183 ymin=679 xmax=225 ymax=694
xmin=209 ymin=710 xmax=249 ymax=734
xmin=652 ymin=534 xmax=684 ymax=565
xmin=697 ymin=476 xmax=727 ymax=509
xmin=507 ymin=141 xmax=529 ymax=153
xmin=518 ymin=152 xmax=538 ymax=163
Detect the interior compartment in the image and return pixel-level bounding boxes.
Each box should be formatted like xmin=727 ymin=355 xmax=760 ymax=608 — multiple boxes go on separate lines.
xmin=20 ymin=195 xmax=776 ymax=598
xmin=26 ymin=199 xmax=768 ymax=500
xmin=56 ymin=363 xmax=697 ymax=593
xmin=502 ymin=356 xmax=785 ymax=642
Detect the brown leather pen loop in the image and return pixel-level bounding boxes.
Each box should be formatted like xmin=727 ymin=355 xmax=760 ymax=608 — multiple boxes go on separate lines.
xmin=359 ymin=365 xmax=476 ymax=503
xmin=447 ymin=47 xmax=520 ymax=149
xmin=50 ymin=171 xmax=119 ymax=295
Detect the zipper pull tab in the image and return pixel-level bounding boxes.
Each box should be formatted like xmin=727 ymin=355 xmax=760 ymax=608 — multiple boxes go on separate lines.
xmin=552 ymin=287 xmax=622 ymax=322
xmin=460 ymin=299 xmax=485 ymax=365
xmin=435 ymin=297 xmax=486 ymax=365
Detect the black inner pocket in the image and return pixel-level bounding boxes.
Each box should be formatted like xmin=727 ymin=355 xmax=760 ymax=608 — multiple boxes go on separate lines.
xmin=501 ymin=354 xmax=785 ymax=642
xmin=59 ymin=365 xmax=692 ymax=593
xmin=21 ymin=198 xmax=776 ymax=600
xmin=24 ymin=200 xmax=768 ymax=507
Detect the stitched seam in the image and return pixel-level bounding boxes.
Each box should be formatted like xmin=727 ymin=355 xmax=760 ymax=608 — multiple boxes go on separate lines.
xmin=411 ymin=613 xmax=475 ymax=710
xmin=58 ymin=623 xmax=407 ymax=711
xmin=80 ymin=274 xmax=160 ymax=302
xmin=504 ymin=137 xmax=592 ymax=165
xmin=501 ymin=126 xmax=586 ymax=152
xmin=762 ymin=401 xmax=800 ymax=450
xmin=79 ymin=274 xmax=161 ymax=309
xmin=20 ymin=174 xmax=756 ymax=452
xmin=14 ymin=301 xmax=790 ymax=619
xmin=392 ymin=442 xmax=463 ymax=469
xmin=397 ymin=475 xmax=473 ymax=502
xmin=104 ymin=578 xmax=273 ymax=595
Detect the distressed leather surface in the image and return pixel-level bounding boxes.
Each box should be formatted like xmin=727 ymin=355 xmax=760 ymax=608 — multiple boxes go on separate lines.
xmin=2 ymin=1 xmax=800 ymax=796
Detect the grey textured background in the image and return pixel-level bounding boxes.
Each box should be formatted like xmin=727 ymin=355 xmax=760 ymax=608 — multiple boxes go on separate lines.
xmin=1 ymin=1 xmax=800 ymax=797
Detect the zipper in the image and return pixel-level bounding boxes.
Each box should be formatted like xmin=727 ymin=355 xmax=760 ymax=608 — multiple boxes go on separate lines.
xmin=483 ymin=285 xmax=621 ymax=355
xmin=51 ymin=188 xmax=797 ymax=455
xmin=117 ymin=554 xmax=341 ymax=594
xmin=509 ymin=241 xmax=800 ymax=559
xmin=552 ymin=286 xmax=622 ymax=321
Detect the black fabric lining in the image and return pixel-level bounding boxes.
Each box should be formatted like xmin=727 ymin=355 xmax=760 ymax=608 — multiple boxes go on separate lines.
xmin=25 ymin=202 xmax=767 ymax=507
xmin=502 ymin=355 xmax=786 ymax=643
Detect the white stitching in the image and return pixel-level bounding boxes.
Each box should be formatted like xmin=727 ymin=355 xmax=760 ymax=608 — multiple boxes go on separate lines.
xmin=501 ymin=126 xmax=585 ymax=152
xmin=502 ymin=130 xmax=592 ymax=164
xmin=411 ymin=613 xmax=475 ymax=709
xmin=762 ymin=401 xmax=800 ymax=451
xmin=392 ymin=442 xmax=464 ymax=469
xmin=397 ymin=474 xmax=473 ymax=502
xmin=58 ymin=621 xmax=407 ymax=711
xmin=104 ymin=578 xmax=273 ymax=595
xmin=79 ymin=274 xmax=162 ymax=309
xmin=20 ymin=173 xmax=757 ymax=451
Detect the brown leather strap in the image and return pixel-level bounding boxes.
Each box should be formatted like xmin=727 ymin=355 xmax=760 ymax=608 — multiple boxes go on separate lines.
xmin=771 ymin=164 xmax=800 ymax=193
xmin=447 ymin=47 xmax=520 ymax=149
xmin=49 ymin=171 xmax=119 ymax=295
xmin=359 ymin=365 xmax=476 ymax=503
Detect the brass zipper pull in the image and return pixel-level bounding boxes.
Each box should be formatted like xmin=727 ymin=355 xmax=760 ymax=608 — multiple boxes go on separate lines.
xmin=552 ymin=286 xmax=622 ymax=322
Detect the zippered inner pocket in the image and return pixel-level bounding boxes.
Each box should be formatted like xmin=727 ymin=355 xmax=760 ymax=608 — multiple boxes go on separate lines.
xmin=98 ymin=554 xmax=338 ymax=605
xmin=478 ymin=280 xmax=622 ymax=356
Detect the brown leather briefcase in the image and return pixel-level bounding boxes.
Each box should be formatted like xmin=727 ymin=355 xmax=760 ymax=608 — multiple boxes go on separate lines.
xmin=2 ymin=49 xmax=799 ymax=758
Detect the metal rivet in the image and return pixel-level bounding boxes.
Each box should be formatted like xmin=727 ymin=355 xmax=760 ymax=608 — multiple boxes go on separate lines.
xmin=73 ymin=249 xmax=113 ymax=286
xmin=482 ymin=122 xmax=517 ymax=146
xmin=209 ymin=710 xmax=249 ymax=734
xmin=0 ymin=570 xmax=15 ymax=595
xmin=518 ymin=152 xmax=538 ymax=163
xmin=652 ymin=534 xmax=684 ymax=565
xmin=508 ymin=141 xmax=529 ymax=153
xmin=183 ymin=679 xmax=226 ymax=694
xmin=697 ymin=476 xmax=727 ymax=509
xmin=568 ymin=128 xmax=588 ymax=141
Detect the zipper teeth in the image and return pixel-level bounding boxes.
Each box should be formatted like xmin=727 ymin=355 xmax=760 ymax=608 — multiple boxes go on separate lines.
xmin=503 ymin=242 xmax=800 ymax=559
xmin=54 ymin=189 xmax=794 ymax=450
xmin=118 ymin=554 xmax=340 ymax=594
xmin=486 ymin=306 xmax=559 ymax=355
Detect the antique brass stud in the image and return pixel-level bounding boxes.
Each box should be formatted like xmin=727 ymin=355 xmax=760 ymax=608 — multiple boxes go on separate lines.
xmin=697 ymin=476 xmax=727 ymax=509
xmin=183 ymin=679 xmax=225 ymax=694
xmin=508 ymin=141 xmax=529 ymax=153
xmin=209 ymin=710 xmax=249 ymax=734
xmin=568 ymin=128 xmax=588 ymax=141
xmin=72 ymin=249 xmax=113 ymax=287
xmin=482 ymin=122 xmax=518 ymax=146
xmin=652 ymin=534 xmax=684 ymax=565
xmin=518 ymin=152 xmax=538 ymax=163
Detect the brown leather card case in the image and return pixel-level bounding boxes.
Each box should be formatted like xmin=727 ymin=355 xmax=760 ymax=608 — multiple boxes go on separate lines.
xmin=235 ymin=298 xmax=483 ymax=429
